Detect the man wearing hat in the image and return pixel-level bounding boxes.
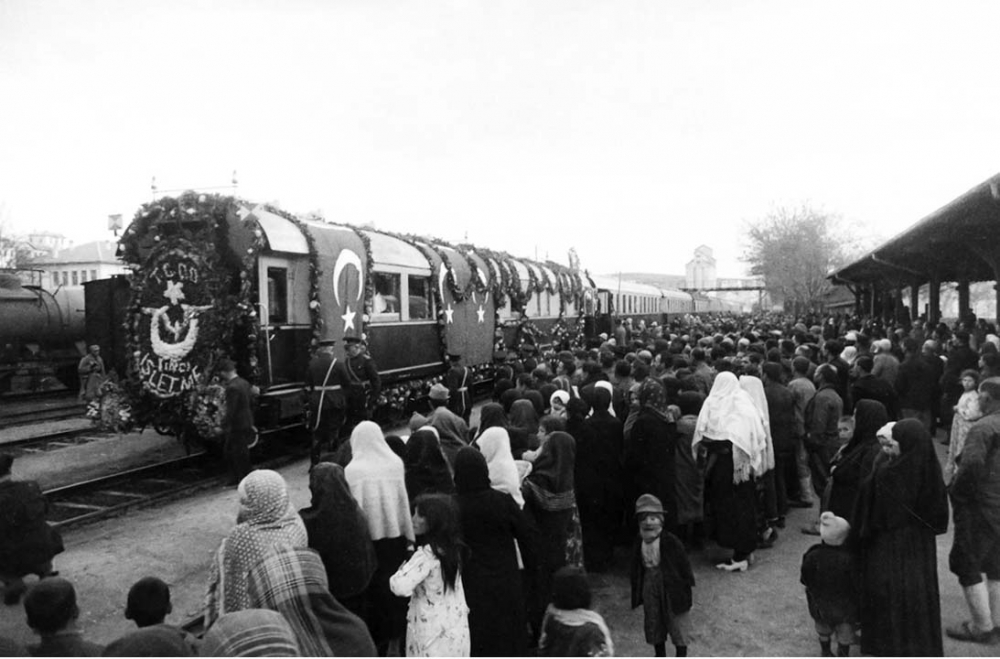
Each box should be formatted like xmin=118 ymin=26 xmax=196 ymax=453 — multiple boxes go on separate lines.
xmin=426 ymin=383 xmax=469 ymax=467
xmin=220 ymin=359 xmax=254 ymax=485
xmin=444 ymin=353 xmax=472 ymax=424
xmin=343 ymin=336 xmax=381 ymax=438
xmin=304 ymin=340 xmax=351 ymax=464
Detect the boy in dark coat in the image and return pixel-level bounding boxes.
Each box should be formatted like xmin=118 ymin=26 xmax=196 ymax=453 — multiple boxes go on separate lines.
xmin=630 ymin=494 xmax=695 ymax=657
xmin=800 ymin=512 xmax=859 ymax=657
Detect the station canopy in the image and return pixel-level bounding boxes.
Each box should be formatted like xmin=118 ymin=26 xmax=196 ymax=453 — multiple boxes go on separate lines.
xmin=831 ymin=172 xmax=1000 ymax=286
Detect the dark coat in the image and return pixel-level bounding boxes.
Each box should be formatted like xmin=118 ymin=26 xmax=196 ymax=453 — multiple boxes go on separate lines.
xmin=630 ymin=531 xmax=694 ymax=613
xmin=895 ymin=355 xmax=938 ymax=412
xmin=457 ymin=488 xmax=537 ymax=657
xmin=800 ymin=543 xmax=859 ymax=625
xmin=305 ymin=353 xmax=350 ymax=412
xmin=763 ymin=380 xmax=796 ymax=454
xmin=223 ymin=376 xmax=254 ymax=432
xmin=624 ymin=411 xmax=678 ymax=529
xmin=850 ymin=374 xmax=900 ymax=421
xmin=0 ymin=480 xmax=61 ymax=576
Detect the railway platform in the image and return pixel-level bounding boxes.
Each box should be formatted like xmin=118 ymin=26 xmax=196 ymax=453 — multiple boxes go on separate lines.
xmin=0 ymin=426 xmax=993 ymax=656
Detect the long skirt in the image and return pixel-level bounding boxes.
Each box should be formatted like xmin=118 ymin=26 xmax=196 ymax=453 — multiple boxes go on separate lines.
xmin=704 ymin=441 xmax=757 ymax=557
xmin=367 ymin=537 xmax=410 ymax=649
xmin=860 ymin=524 xmax=943 ymax=656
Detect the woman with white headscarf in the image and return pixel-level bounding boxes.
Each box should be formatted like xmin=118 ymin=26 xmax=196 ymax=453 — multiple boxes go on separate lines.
xmin=204 ymin=470 xmax=308 ymax=627
xmin=740 ymin=375 xmax=780 ymax=547
xmin=345 ymin=421 xmax=414 ymax=655
xmin=477 ymin=426 xmax=525 ymax=508
xmin=692 ymin=371 xmax=768 ymax=572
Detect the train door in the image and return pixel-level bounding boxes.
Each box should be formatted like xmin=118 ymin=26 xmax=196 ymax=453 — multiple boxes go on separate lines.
xmin=258 ymin=255 xmax=311 ymax=388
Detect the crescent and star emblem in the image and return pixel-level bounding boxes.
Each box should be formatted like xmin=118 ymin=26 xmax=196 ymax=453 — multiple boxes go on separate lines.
xmin=333 ymin=249 xmax=364 ymax=333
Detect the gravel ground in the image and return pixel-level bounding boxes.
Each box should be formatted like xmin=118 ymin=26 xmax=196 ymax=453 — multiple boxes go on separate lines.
xmin=0 ymin=420 xmax=995 ymax=656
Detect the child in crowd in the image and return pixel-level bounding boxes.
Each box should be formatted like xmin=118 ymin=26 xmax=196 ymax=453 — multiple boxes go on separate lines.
xmin=539 ymin=566 xmax=614 ymax=657
xmin=945 ymin=368 xmax=981 ymax=483
xmin=800 ymin=512 xmax=859 ymax=657
xmin=390 ymin=493 xmax=470 ymax=657
xmin=23 ymin=577 xmax=103 ymax=656
xmin=630 ymin=494 xmax=695 ymax=657
xmin=118 ymin=576 xmax=199 ymax=654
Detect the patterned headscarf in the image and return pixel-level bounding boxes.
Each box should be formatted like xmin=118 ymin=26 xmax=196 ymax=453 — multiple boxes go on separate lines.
xmin=247 ymin=547 xmax=376 ymax=657
xmin=638 ymin=377 xmax=671 ymax=422
xmin=205 ymin=470 xmax=308 ymax=627
xmin=201 ymin=609 xmax=300 ymax=657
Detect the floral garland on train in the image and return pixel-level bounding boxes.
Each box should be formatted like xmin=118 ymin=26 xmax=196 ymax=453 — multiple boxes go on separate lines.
xmin=116 ymin=192 xmax=265 ymax=438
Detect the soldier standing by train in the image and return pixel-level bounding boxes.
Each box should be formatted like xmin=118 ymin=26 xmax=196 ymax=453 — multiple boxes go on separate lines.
xmin=444 ymin=353 xmax=472 ymax=424
xmin=343 ymin=335 xmax=381 ymax=438
xmin=304 ymin=339 xmax=350 ymax=465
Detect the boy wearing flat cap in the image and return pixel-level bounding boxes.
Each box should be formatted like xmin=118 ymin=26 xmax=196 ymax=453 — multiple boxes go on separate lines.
xmin=630 ymin=494 xmax=695 ymax=657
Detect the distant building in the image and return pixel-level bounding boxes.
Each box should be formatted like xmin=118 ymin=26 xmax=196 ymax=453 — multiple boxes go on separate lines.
xmin=31 ymin=240 xmax=128 ymax=289
xmin=685 ymin=245 xmax=717 ymax=290
xmin=22 ymin=231 xmax=72 ymax=260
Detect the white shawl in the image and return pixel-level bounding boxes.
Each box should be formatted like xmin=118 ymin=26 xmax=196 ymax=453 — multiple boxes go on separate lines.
xmin=476 ymin=427 xmax=525 ymax=508
xmin=692 ymin=371 xmax=768 ymax=483
xmin=739 ymin=375 xmax=775 ymax=473
xmin=345 ymin=421 xmax=415 ymax=541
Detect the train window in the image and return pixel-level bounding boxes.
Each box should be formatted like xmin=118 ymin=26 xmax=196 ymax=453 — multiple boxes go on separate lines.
xmin=373 ymin=272 xmax=401 ymax=321
xmin=266 ymin=267 xmax=289 ymax=324
xmin=407 ymin=275 xmax=432 ymax=320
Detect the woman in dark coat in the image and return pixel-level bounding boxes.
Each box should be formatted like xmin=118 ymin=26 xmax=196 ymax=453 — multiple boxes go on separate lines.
xmin=403 ymin=428 xmax=455 ymax=504
xmin=852 ymin=419 xmax=949 ymax=656
xmin=298 ymin=463 xmax=377 ymax=619
xmin=454 ymin=448 xmax=537 ymax=657
xmin=571 ymin=394 xmax=622 ymax=572
xmin=509 ymin=399 xmax=540 ymax=447
xmin=623 ymin=378 xmax=679 ymax=532
xmin=825 ymin=400 xmax=887 ymax=520
xmin=521 ymin=432 xmax=581 ymax=642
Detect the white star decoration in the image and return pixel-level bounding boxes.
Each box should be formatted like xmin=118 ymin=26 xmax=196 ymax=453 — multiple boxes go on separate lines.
xmin=445 ymin=304 xmax=455 ymax=324
xmin=163 ymin=280 xmax=186 ymax=306
xmin=341 ymin=304 xmax=357 ymax=332
xmin=477 ymin=305 xmax=485 ymax=323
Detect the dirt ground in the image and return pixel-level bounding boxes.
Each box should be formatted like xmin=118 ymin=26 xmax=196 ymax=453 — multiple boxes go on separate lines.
xmin=0 ymin=417 xmax=995 ymax=656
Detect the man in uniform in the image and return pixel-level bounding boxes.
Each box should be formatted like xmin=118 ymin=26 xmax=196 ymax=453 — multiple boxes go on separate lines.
xmin=220 ymin=359 xmax=253 ymax=485
xmin=304 ymin=339 xmax=350 ymax=464
xmin=344 ymin=336 xmax=381 ymax=438
xmin=444 ymin=353 xmax=472 ymax=424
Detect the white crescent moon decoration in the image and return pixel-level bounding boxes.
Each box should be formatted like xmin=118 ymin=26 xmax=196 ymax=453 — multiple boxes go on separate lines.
xmin=438 ymin=263 xmax=448 ymax=298
xmin=332 ymin=249 xmax=364 ymax=307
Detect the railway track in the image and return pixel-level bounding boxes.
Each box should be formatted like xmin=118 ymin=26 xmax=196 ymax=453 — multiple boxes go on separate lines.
xmin=0 ymin=393 xmax=86 ymax=429
xmin=44 ymin=449 xmax=303 ymax=530
xmin=1 ymin=427 xmax=111 ymax=457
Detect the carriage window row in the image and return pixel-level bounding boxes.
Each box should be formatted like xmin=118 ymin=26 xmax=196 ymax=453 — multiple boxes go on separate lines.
xmin=50 ymin=269 xmax=97 ymax=287
xmin=372 ymin=272 xmax=434 ymax=322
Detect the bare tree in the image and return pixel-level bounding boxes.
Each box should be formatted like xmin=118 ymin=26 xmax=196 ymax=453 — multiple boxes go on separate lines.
xmin=742 ymin=204 xmax=856 ymax=315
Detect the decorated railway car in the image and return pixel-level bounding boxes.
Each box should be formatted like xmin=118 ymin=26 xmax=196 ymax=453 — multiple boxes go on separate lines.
xmin=98 ymin=192 xmax=594 ymax=443
xmin=0 ymin=270 xmax=86 ymax=396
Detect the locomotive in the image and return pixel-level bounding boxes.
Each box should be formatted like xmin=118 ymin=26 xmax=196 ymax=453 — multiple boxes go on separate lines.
xmin=83 ymin=191 xmax=740 ymax=443
xmin=0 ymin=270 xmax=86 ymax=396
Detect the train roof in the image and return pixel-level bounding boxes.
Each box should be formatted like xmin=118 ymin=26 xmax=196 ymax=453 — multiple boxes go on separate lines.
xmin=589 ymin=274 xmax=677 ymax=297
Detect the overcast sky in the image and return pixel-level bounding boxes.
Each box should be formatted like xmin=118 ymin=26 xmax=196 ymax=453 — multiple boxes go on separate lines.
xmin=2 ymin=0 xmax=1000 ymax=278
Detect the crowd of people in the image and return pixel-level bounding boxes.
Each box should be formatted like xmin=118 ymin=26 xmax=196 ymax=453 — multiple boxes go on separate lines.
xmin=3 ymin=310 xmax=1000 ymax=656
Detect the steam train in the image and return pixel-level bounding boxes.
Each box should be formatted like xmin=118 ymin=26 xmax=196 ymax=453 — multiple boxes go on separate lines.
xmin=66 ymin=192 xmax=741 ymax=440
xmin=0 ymin=270 xmax=86 ymax=397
